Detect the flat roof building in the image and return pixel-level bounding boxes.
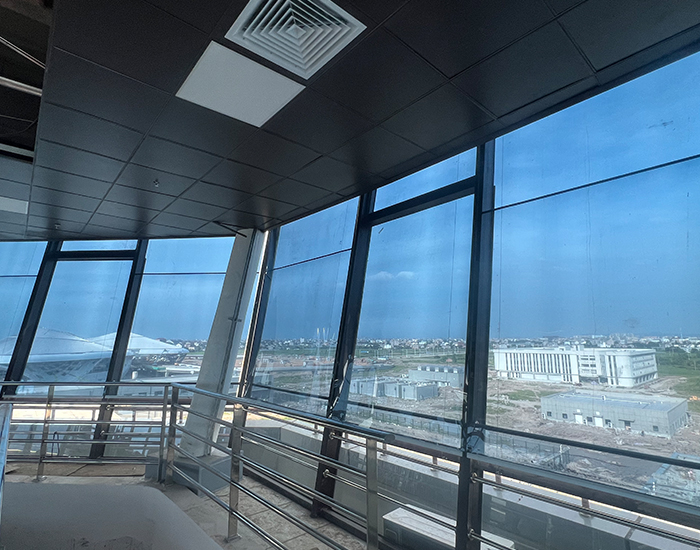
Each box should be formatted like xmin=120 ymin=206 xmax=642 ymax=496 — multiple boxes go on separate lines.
xmin=494 ymin=348 xmax=658 ymax=388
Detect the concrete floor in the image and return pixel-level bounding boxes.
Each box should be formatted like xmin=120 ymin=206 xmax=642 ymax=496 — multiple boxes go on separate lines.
xmin=5 ymin=465 xmax=366 ymax=550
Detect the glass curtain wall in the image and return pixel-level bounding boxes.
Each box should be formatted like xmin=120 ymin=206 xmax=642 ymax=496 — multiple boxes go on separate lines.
xmin=250 ymin=199 xmax=358 ymax=415
xmin=487 ymin=50 xmax=700 ymax=512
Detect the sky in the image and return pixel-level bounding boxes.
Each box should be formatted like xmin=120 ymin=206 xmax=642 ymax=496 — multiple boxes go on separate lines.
xmin=2 ymin=50 xmax=700 ymax=344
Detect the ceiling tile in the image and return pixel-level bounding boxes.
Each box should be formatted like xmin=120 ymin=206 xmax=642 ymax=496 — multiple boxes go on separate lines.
xmin=42 ymin=49 xmax=169 ymax=132
xmin=203 ymin=160 xmax=281 ymax=194
xmin=330 ymin=126 xmax=425 ymax=174
xmin=228 ymin=131 xmax=320 ymax=177
xmin=89 ymin=213 xmax=149 ymax=232
xmin=143 ymin=0 xmax=233 ymax=33
xmin=263 ymin=90 xmax=374 ymax=154
xmin=52 ymin=0 xmax=209 ymax=92
xmin=131 ymin=137 xmax=221 ymax=179
xmin=290 ymin=156 xmax=375 ymax=192
xmin=116 ymin=164 xmax=194 ymax=197
xmin=302 ymin=194 xmax=345 ymax=213
xmin=382 ymin=84 xmax=494 ymax=149
xmin=0 ymin=210 xmax=28 ymax=226
xmin=257 ymin=179 xmax=331 ymax=207
xmin=234 ymin=195 xmax=299 ymax=218
xmin=379 ymin=151 xmax=438 ymax=181
xmin=28 ymin=216 xmax=85 ymax=233
xmin=104 ymin=185 xmax=175 ymax=210
xmin=181 ymin=181 xmax=252 ymax=208
xmin=95 ymin=201 xmax=159 ymax=222
xmin=215 ymin=209 xmax=276 ymax=229
xmin=430 ymin=120 xmax=506 ymax=160
xmin=150 ymin=97 xmax=256 ymax=157
xmin=347 ymin=0 xmax=409 ymax=22
xmin=29 ymin=202 xmax=94 ymax=224
xmin=31 ymin=187 xmax=101 ymax=212
xmin=35 ymin=141 xmax=125 ymax=182
xmin=546 ymin=0 xmax=585 ymax=13
xmin=0 ymin=180 xmax=30 ymax=201
xmin=139 ymin=223 xmax=194 ymax=238
xmin=151 ymin=211 xmax=207 ymax=230
xmin=384 ymin=0 xmax=553 ymax=78
xmin=0 ymin=155 xmax=32 ymax=184
xmin=39 ymin=104 xmax=143 ymax=161
xmin=453 ymin=22 xmax=593 ymax=117
xmin=311 ymin=29 xmax=446 ymax=121
xmin=164 ymin=198 xmax=228 ymax=220
xmin=32 ymin=167 xmax=112 ymax=199
xmin=559 ymin=0 xmax=700 ymax=70
xmin=82 ymin=225 xmax=135 ymax=238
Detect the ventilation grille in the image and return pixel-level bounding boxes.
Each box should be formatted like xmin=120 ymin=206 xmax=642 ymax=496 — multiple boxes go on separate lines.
xmin=225 ymin=0 xmax=366 ymax=79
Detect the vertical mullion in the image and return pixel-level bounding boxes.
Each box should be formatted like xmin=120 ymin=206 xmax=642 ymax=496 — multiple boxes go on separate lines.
xmin=89 ymin=239 xmax=147 ymax=459
xmin=456 ymin=141 xmax=496 ymax=550
xmin=239 ymin=228 xmax=279 ymax=399
xmin=3 ymin=240 xmax=61 ymax=396
xmin=312 ymin=192 xmax=374 ymax=516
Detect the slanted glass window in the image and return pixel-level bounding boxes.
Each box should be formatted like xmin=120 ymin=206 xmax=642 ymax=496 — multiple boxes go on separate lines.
xmin=250 ymin=199 xmax=358 ymax=416
xmin=124 ymin=237 xmax=234 ymax=382
xmin=345 ymin=196 xmax=473 ymax=446
xmin=374 ymin=148 xmax=476 ymax=211
xmin=0 ymin=242 xmax=46 ymax=380
xmin=23 ymin=260 xmax=131 ymax=386
xmin=61 ymin=240 xmax=137 ymax=251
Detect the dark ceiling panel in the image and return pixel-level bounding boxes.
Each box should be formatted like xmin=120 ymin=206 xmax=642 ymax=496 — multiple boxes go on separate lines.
xmin=0 ymin=5 xmax=48 ymax=88
xmin=1 ymin=210 xmax=29 ymax=226
xmin=215 ymin=209 xmax=277 ymax=229
xmin=39 ymin=104 xmax=143 ymax=161
xmin=0 ymin=180 xmax=30 ymax=201
xmin=29 ymin=202 xmax=94 ymax=224
xmin=33 ymin=167 xmax=112 ymax=199
xmin=203 ymin=160 xmax=281 ymax=194
xmin=311 ymin=29 xmax=446 ymax=122
xmin=43 ymin=49 xmax=170 ymax=133
xmin=116 ymin=164 xmax=195 ymax=197
xmin=290 ymin=156 xmax=378 ymax=193
xmin=347 ymin=0 xmax=409 ymax=22
xmin=330 ymin=126 xmax=425 ymax=174
xmin=163 ymin=198 xmax=228 ymax=220
xmin=151 ymin=211 xmax=206 ymax=230
xmin=0 ymin=87 xmax=41 ymax=125
xmin=51 ymin=0 xmax=209 ymax=92
xmin=104 ymin=185 xmax=174 ymax=211
xmin=384 ymin=0 xmax=553 ymax=78
xmin=29 ymin=216 xmax=85 ymax=234
xmin=559 ymin=0 xmax=700 ymax=70
xmin=95 ymin=201 xmax=159 ymax=222
xmin=143 ymin=0 xmax=234 ymax=33
xmin=139 ymin=223 xmax=194 ymax=237
xmin=131 ymin=137 xmax=221 ymax=179
xmin=546 ymin=0 xmax=586 ymax=14
xmin=263 ymin=90 xmax=374 ymax=154
xmin=89 ymin=213 xmax=148 ymax=232
xmin=181 ymin=181 xmax=252 ymax=208
xmin=453 ymin=22 xmax=593 ymax=117
xmin=34 ymin=141 xmax=125 ymax=182
xmin=379 ymin=150 xmax=437 ymax=181
xmin=31 ymin=187 xmax=101 ymax=212
xmin=150 ymin=98 xmax=256 ymax=157
xmin=382 ymin=83 xmax=495 ymax=150
xmin=228 ymin=131 xmax=321 ymax=177
xmin=257 ymin=179 xmax=330 ymax=207
xmin=0 ymin=155 xmax=32 ymax=184
xmin=234 ymin=195 xmax=299 ymax=218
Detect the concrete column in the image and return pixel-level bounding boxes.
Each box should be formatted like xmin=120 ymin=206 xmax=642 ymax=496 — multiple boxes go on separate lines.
xmin=181 ymin=229 xmax=265 ymax=457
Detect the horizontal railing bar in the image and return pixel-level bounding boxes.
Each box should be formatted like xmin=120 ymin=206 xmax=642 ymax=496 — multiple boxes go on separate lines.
xmin=482 ymin=424 xmax=700 ymax=471
xmin=249 ymin=382 xmax=329 ymax=401
xmin=9 ymin=419 xmax=162 ymax=426
xmin=7 ymin=456 xmax=155 ymax=464
xmin=174 ymin=424 xmax=232 ymax=456
xmin=172 ymin=443 xmax=349 ymax=550
xmin=239 ymin=426 xmax=364 ymax=476
xmin=0 ymin=382 xmax=176 ymax=387
xmin=172 ymin=404 xmax=234 ymax=429
xmin=168 ymin=464 xmax=288 ymax=550
xmin=345 ymin=398 xmax=462 ymax=425
xmin=10 ymin=438 xmax=160 ymax=446
xmin=474 ymin=474 xmax=700 ymax=547
xmin=241 ymin=436 xmax=318 ymax=472
xmin=244 ymin=408 xmax=323 ymax=434
xmin=468 ymin=530 xmax=513 ymax=550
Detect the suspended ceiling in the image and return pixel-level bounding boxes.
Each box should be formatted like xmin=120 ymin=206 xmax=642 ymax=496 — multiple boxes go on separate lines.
xmin=2 ymin=0 xmax=700 ymax=240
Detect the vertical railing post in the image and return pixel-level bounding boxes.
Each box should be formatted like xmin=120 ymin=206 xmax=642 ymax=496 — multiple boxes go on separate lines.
xmin=365 ymin=437 xmax=379 ymax=550
xmin=227 ymin=403 xmax=245 ymax=541
xmin=157 ymin=384 xmax=170 ymax=482
xmin=35 ymin=385 xmax=54 ymax=481
xmin=165 ymin=385 xmax=180 ymax=483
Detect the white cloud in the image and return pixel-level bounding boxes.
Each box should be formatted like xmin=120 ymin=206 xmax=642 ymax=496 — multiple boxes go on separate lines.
xmin=396 ymin=271 xmax=415 ymax=280
xmin=368 ymin=271 xmax=394 ymax=281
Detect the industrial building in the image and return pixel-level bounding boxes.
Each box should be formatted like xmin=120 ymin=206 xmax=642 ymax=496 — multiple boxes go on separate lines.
xmin=540 ymin=391 xmax=688 ymax=437
xmin=494 ymin=347 xmax=658 ymax=387
xmin=1 ymin=1 xmax=700 ymax=549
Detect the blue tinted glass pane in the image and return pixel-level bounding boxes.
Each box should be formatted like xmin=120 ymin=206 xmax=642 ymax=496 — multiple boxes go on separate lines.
xmin=62 ymin=240 xmax=137 ymax=251
xmin=374 ymin=149 xmax=476 ymax=211
xmin=496 ymin=51 xmax=700 ymax=208
xmin=275 ymin=199 xmax=358 ymax=267
xmin=124 ymin=273 xmax=227 ymax=380
xmin=0 ymin=277 xmax=36 ymax=376
xmin=0 ymin=241 xmax=46 ymax=275
xmin=23 ymin=260 xmax=131 ymax=383
xmin=144 ymin=237 xmax=234 ymax=274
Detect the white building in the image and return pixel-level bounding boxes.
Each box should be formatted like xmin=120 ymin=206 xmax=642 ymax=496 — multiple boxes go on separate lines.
xmin=493 ymin=347 xmax=657 ymax=388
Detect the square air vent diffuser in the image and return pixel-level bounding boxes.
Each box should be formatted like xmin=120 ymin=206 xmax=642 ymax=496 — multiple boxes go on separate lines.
xmin=225 ymin=0 xmax=366 ymax=79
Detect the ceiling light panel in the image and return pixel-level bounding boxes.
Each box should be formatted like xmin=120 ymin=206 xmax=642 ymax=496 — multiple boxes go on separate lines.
xmin=0 ymin=196 xmax=28 ymax=215
xmin=176 ymin=42 xmax=305 ymax=127
xmin=226 ymin=0 xmax=366 ymax=79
